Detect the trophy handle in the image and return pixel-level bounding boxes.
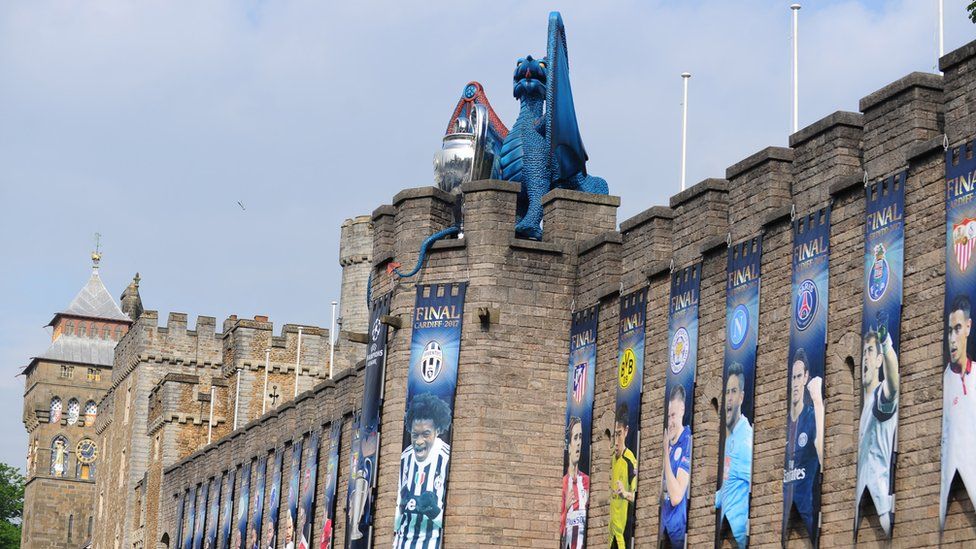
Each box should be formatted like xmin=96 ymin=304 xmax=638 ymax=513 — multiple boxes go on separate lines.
xmin=470 ymin=104 xmax=493 ymax=181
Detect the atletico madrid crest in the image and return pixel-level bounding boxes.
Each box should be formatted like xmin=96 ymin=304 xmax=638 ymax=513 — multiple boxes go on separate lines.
xmin=572 ymin=363 xmax=587 ymax=403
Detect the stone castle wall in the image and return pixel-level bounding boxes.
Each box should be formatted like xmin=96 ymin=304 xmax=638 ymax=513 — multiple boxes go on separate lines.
xmin=134 ymin=39 xmax=976 ymax=549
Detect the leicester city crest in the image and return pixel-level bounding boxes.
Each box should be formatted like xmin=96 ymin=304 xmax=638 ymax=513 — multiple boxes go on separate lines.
xmin=670 ymin=327 xmax=690 ymax=374
xmin=729 ymin=304 xmax=749 ymax=350
xmin=420 ymin=340 xmax=443 ymax=383
xmin=794 ymin=279 xmax=819 ymax=331
xmin=868 ymin=244 xmax=889 ymax=302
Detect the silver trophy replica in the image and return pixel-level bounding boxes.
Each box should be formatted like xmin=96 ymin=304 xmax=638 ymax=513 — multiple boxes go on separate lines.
xmin=434 ymin=103 xmax=496 ymax=229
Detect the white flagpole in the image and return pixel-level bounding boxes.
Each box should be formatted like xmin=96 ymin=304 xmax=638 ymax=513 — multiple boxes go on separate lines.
xmin=939 ymin=0 xmax=945 ymax=71
xmin=207 ymin=386 xmax=215 ymax=444
xmin=262 ymin=349 xmax=270 ymax=414
xmin=294 ymin=327 xmax=303 ymax=397
xmin=329 ymin=301 xmax=338 ymax=379
xmin=233 ymin=367 xmax=242 ymax=429
xmin=681 ymin=72 xmax=691 ymax=192
xmin=791 ymin=4 xmax=801 ymax=134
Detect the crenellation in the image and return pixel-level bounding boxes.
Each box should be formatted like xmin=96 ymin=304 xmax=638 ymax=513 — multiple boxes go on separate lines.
xmin=669 ymin=177 xmax=729 ymax=266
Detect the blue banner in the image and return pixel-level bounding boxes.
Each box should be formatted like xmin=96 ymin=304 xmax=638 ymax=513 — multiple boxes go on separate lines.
xmin=234 ymin=461 xmax=251 ymax=549
xmin=660 ymin=264 xmax=701 ymax=549
xmin=287 ymin=439 xmax=303 ymax=549
xmin=393 ymin=282 xmax=468 ymax=549
xmin=854 ymin=172 xmax=905 ymax=539
xmin=349 ymin=293 xmax=392 ymax=549
xmin=560 ymin=304 xmax=598 ymax=549
xmin=611 ymin=288 xmax=646 ymax=549
xmin=221 ymin=468 xmax=236 ymax=549
xmin=206 ymin=475 xmax=220 ymax=549
xmin=194 ymin=481 xmax=208 ymax=549
xmin=185 ymin=485 xmax=197 ymax=549
xmin=782 ymin=206 xmax=830 ymax=546
xmin=344 ymin=412 xmax=362 ymax=549
xmin=321 ymin=422 xmax=341 ymax=549
xmin=175 ymin=490 xmax=186 ymax=549
xmin=941 ymin=141 xmax=976 ymax=530
xmin=249 ymin=455 xmax=267 ymax=549
xmin=716 ymin=238 xmax=762 ymax=548
xmin=298 ymin=431 xmax=319 ymax=549
xmin=268 ymin=450 xmax=283 ymax=548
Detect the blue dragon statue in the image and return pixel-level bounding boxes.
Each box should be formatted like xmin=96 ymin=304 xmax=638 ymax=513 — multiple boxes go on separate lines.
xmin=497 ymin=11 xmax=609 ymax=240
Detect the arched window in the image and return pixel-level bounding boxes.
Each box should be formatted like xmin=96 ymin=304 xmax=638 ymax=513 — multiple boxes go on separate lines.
xmin=88 ymin=516 xmax=93 ymax=538
xmin=50 ymin=435 xmax=69 ymax=477
xmin=85 ymin=400 xmax=97 ymax=424
xmin=50 ymin=397 xmax=62 ymax=424
xmin=66 ymin=399 xmax=80 ymax=425
xmin=64 ymin=320 xmax=74 ymax=336
xmin=79 ymin=323 xmax=87 ymax=337
xmin=67 ymin=514 xmax=73 ymax=543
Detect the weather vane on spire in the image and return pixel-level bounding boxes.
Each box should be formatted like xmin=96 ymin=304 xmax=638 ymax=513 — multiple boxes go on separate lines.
xmin=91 ymin=232 xmax=102 ymax=272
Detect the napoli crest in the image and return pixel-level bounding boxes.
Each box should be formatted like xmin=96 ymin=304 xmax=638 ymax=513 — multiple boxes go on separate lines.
xmin=868 ymin=244 xmax=889 ymax=302
xmin=670 ymin=327 xmax=691 ymax=374
xmin=420 ymin=340 xmax=443 ymax=383
xmin=794 ymin=279 xmax=819 ymax=331
xmin=729 ymin=304 xmax=749 ymax=350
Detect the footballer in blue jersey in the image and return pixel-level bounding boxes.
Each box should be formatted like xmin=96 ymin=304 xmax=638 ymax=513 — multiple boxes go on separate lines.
xmin=716 ymin=362 xmax=753 ymax=548
xmin=782 ymin=349 xmax=824 ymax=544
xmin=661 ymin=385 xmax=691 ymax=548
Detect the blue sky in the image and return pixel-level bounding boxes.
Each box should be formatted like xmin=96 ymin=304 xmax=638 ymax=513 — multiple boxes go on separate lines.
xmin=0 ymin=1 xmax=972 ymax=470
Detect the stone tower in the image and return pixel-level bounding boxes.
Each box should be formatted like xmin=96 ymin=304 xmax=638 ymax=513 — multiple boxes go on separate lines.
xmin=20 ymin=254 xmax=132 ymax=548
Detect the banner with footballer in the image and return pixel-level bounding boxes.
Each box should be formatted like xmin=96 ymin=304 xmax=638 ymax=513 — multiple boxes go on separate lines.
xmin=660 ymin=264 xmax=700 ymax=549
xmin=184 ymin=485 xmax=196 ymax=549
xmin=561 ymin=304 xmax=599 ymax=549
xmin=854 ymin=172 xmax=905 ymax=539
xmin=345 ymin=412 xmax=362 ymax=549
xmin=715 ymin=238 xmax=762 ymax=548
xmin=321 ymin=422 xmax=340 ymax=549
xmin=393 ymin=282 xmax=467 ymax=549
xmin=942 ymin=141 xmax=976 ymax=530
xmin=297 ymin=431 xmax=319 ymax=549
xmin=782 ymin=207 xmax=830 ymax=547
xmin=234 ymin=461 xmax=252 ymax=549
xmin=249 ymin=455 xmax=267 ymax=549
xmin=175 ymin=490 xmax=186 ymax=549
xmin=205 ymin=476 xmax=220 ymax=549
xmin=221 ymin=468 xmax=236 ymax=549
xmin=611 ymin=288 xmax=646 ymax=549
xmin=287 ymin=439 xmax=303 ymax=549
xmin=194 ymin=481 xmax=207 ymax=549
xmin=349 ymin=293 xmax=392 ymax=549
xmin=267 ymin=449 xmax=284 ymax=549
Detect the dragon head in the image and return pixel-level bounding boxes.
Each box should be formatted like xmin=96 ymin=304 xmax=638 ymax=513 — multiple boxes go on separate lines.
xmin=513 ymin=55 xmax=547 ymax=100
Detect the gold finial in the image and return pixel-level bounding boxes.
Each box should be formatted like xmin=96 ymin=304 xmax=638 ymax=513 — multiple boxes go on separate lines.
xmin=91 ymin=233 xmax=102 ymax=272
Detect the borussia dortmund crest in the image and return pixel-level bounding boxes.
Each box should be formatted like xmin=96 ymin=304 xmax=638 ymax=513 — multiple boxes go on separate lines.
xmin=618 ymin=348 xmax=636 ymax=388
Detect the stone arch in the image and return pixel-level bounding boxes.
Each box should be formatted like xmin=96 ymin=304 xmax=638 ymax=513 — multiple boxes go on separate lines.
xmin=50 ymin=435 xmax=69 ymax=477
xmin=67 ymin=398 xmax=80 ymax=425
xmin=50 ymin=396 xmax=62 ymax=423
xmin=158 ymin=532 xmax=170 ymax=549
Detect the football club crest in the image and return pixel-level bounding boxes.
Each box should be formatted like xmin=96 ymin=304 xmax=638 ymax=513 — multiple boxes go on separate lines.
xmin=572 ymin=363 xmax=587 ymax=403
xmin=618 ymin=347 xmax=637 ymax=388
xmin=670 ymin=327 xmax=690 ymax=374
xmin=798 ymin=432 xmax=808 ymax=448
xmin=868 ymin=244 xmax=890 ymax=302
xmin=728 ymin=304 xmax=749 ymax=350
xmin=954 ymin=218 xmax=976 ymax=272
xmin=794 ymin=279 xmax=818 ymax=331
xmin=420 ymin=340 xmax=443 ymax=382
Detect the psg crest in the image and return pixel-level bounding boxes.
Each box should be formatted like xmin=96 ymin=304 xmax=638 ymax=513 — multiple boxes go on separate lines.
xmin=868 ymin=244 xmax=890 ymax=302
xmin=728 ymin=304 xmax=749 ymax=350
xmin=794 ymin=279 xmax=819 ymax=331
xmin=669 ymin=327 xmax=690 ymax=374
xmin=953 ymin=217 xmax=976 ymax=272
xmin=420 ymin=340 xmax=443 ymax=382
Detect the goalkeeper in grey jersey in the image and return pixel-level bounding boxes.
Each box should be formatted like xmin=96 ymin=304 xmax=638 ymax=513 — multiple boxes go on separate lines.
xmin=854 ymin=319 xmax=899 ymax=538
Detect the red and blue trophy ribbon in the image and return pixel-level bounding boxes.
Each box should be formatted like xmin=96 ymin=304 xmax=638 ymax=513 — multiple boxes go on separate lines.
xmin=287 ymin=438 xmax=304 ymax=548
xmin=854 ymin=172 xmax=905 ymax=539
xmin=267 ymin=449 xmax=284 ymax=548
xmin=321 ymin=422 xmax=341 ymax=549
xmin=782 ymin=206 xmax=830 ymax=548
xmin=235 ymin=461 xmax=251 ymax=549
xmin=297 ymin=431 xmax=319 ymax=549
xmin=660 ymin=264 xmax=701 ymax=549
xmin=715 ymin=238 xmax=762 ymax=549
xmin=611 ymin=288 xmax=646 ymax=549
xmin=393 ymin=282 xmax=468 ymax=549
xmin=220 ymin=467 xmax=236 ymax=549
xmin=175 ymin=490 xmax=186 ymax=549
xmin=205 ymin=475 xmax=220 ymax=548
xmin=250 ymin=454 xmax=267 ymax=549
xmin=941 ymin=141 xmax=976 ymax=530
xmin=560 ymin=304 xmax=599 ymax=549
xmin=348 ymin=293 xmax=392 ymax=549
xmin=184 ymin=485 xmax=196 ymax=549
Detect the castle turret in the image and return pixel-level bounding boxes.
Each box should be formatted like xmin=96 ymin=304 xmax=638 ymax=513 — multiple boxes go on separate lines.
xmin=120 ymin=273 xmax=143 ymax=320
xmin=338 ymin=215 xmax=372 ymax=335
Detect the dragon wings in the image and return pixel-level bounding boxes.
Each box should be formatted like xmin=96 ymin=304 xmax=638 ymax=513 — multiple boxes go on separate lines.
xmin=545 ymin=11 xmax=589 ymax=183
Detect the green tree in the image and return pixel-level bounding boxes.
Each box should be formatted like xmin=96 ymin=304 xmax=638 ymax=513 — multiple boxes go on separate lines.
xmin=969 ymin=1 xmax=976 ymax=24
xmin=0 ymin=463 xmax=24 ymax=548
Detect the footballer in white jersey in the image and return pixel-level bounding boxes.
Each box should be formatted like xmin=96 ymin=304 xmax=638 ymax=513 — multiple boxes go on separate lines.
xmin=854 ymin=328 xmax=899 ymax=537
xmin=940 ymin=296 xmax=976 ymax=530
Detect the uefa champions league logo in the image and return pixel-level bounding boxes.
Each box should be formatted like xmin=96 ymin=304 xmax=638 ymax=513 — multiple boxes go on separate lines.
xmin=420 ymin=340 xmax=443 ymax=382
xmin=371 ymin=318 xmax=381 ymax=341
xmin=794 ymin=279 xmax=818 ymax=331
xmin=670 ymin=327 xmax=690 ymax=374
xmin=868 ymin=243 xmax=889 ymax=302
xmin=729 ymin=304 xmax=749 ymax=350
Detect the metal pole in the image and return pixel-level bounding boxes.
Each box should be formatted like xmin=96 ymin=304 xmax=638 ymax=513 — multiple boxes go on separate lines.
xmin=207 ymin=386 xmax=215 ymax=444
xmin=680 ymin=72 xmax=691 ymax=192
xmin=294 ymin=327 xmax=303 ymax=397
xmin=233 ymin=368 xmax=242 ymax=430
xmin=791 ymin=4 xmax=801 ymax=134
xmin=939 ymin=0 xmax=944 ymax=70
xmin=329 ymin=301 xmax=338 ymax=379
xmin=262 ymin=349 xmax=270 ymax=414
